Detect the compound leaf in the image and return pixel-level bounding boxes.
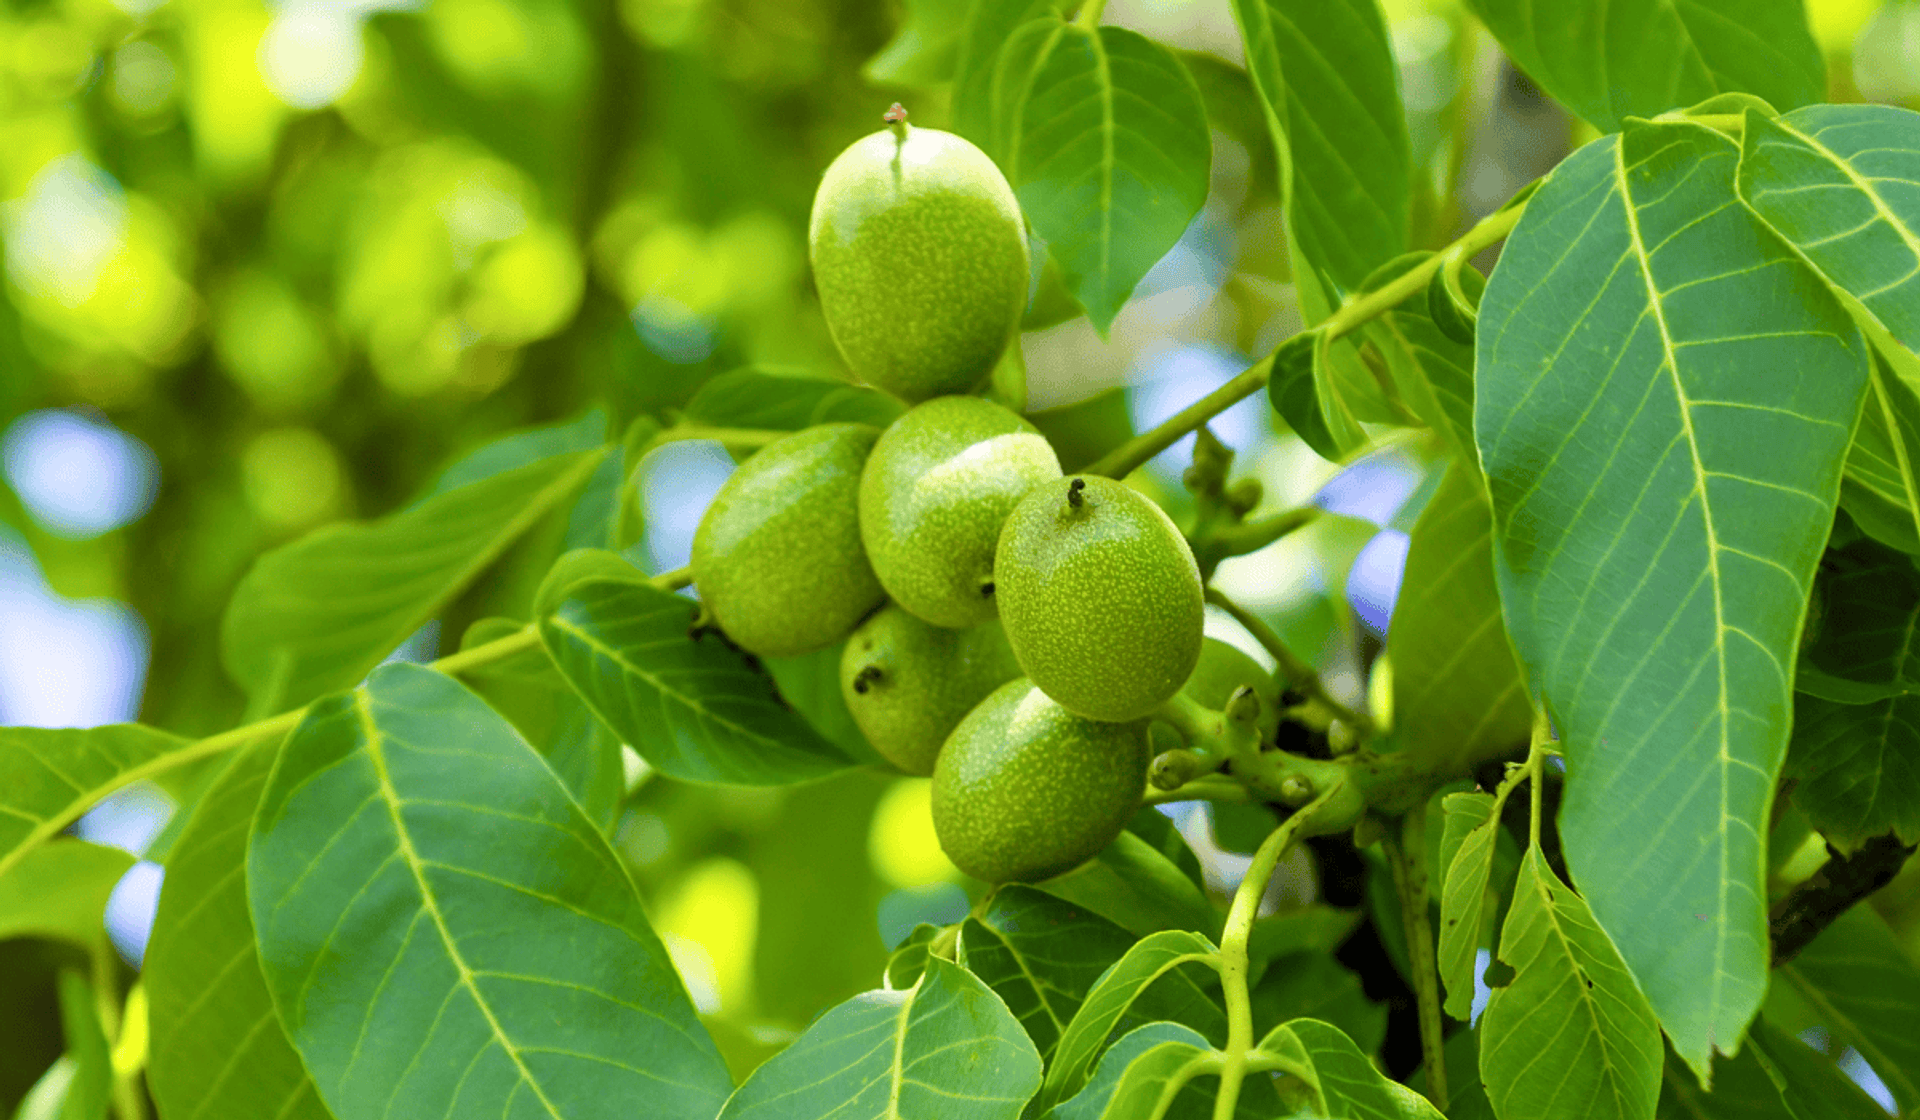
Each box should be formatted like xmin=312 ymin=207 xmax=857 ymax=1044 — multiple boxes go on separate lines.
xmin=715 ymin=957 xmax=1040 ymax=1119
xmin=146 ymin=742 xmax=329 ymax=1120
xmin=1462 ymin=0 xmax=1823 ymax=133
xmin=1475 ymin=120 xmax=1868 ymax=1076
xmin=248 ymin=663 xmax=732 ymax=1120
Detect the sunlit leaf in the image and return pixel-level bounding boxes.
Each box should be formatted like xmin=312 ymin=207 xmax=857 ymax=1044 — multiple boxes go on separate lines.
xmin=1476 ymin=120 xmax=1869 ymax=1076
xmin=1227 ymin=0 xmax=1411 ymax=293
xmin=248 ymin=663 xmax=733 ymax=1120
xmin=998 ymin=19 xmax=1210 ymax=331
xmin=1370 ymin=270 xmax=1480 ymax=457
xmin=715 ymin=957 xmax=1040 ymax=1119
xmin=0 ymin=724 xmax=189 ymax=882
xmin=221 ymin=445 xmax=606 ymax=711
xmin=950 ymin=0 xmax=1060 ymax=156
xmin=1254 ymin=1017 xmax=1444 ymax=1118
xmin=1037 ymin=929 xmax=1220 ymax=1114
xmin=1389 ymin=463 xmax=1531 ymax=772
xmin=1479 ymin=849 xmax=1663 ymax=1120
xmin=0 ymin=841 xmax=132 ymax=947
xmin=146 ymin=742 xmax=329 ymax=1120
xmin=536 ymin=550 xmax=858 ymax=785
xmin=1777 ymin=906 xmax=1920 ymax=1117
xmin=1462 ymin=0 xmax=1823 ymax=132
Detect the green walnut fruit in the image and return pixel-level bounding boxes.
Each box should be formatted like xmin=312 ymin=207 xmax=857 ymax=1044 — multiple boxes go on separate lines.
xmin=691 ymin=423 xmax=885 ymax=658
xmin=932 ymin=678 xmax=1150 ymax=883
xmin=995 ymin=476 xmax=1204 ymax=722
xmin=859 ymin=396 xmax=1061 ymax=628
xmin=809 ymin=110 xmax=1029 ymax=403
xmin=839 ymin=605 xmax=1022 ymax=776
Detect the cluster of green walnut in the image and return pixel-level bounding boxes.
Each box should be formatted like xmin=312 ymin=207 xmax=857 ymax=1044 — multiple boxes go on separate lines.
xmin=689 ymin=107 xmax=1311 ymax=884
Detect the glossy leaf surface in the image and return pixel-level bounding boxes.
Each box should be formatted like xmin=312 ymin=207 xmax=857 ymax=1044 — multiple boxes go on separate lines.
xmin=1476 ymin=121 xmax=1868 ymax=1074
xmin=956 ymin=885 xmax=1138 ymax=1061
xmin=1462 ymin=0 xmax=1822 ymax=132
xmin=715 ymin=957 xmax=1040 ymax=1119
xmin=1255 ymin=1017 xmax=1445 ymax=1118
xmin=248 ymin=663 xmax=732 ymax=1120
xmin=1038 ymin=929 xmax=1220 ymax=1114
xmin=146 ymin=742 xmax=329 ymax=1120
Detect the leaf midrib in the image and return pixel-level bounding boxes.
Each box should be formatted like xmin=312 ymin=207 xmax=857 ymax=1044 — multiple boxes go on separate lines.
xmin=356 ymin=694 xmax=564 ymax=1119
xmin=1613 ymin=126 xmax=1738 ymax=1040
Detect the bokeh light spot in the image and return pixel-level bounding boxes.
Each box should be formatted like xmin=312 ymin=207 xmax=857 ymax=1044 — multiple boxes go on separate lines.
xmin=867 ymin=778 xmax=959 ymax=889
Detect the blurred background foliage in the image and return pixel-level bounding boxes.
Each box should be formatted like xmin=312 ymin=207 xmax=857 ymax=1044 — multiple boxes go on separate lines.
xmin=1 ymin=0 xmax=1916 ymax=1106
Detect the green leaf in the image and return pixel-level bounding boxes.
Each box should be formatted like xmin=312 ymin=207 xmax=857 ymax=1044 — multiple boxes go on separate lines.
xmin=950 ymin=0 xmax=1059 ymax=156
xmin=1254 ymin=1017 xmax=1444 ymax=1118
xmin=1837 ymin=355 xmax=1920 ymax=556
xmin=1410 ymin=1026 xmax=1495 ymax=1120
xmin=1370 ymin=269 xmax=1481 ymax=457
xmin=1656 ymin=1041 xmax=1796 ymax=1119
xmin=762 ymin=642 xmax=887 ymax=769
xmin=999 ymin=20 xmax=1210 ymax=331
xmin=54 ymin=971 xmax=108 ymax=1120
xmin=456 ymin=618 xmax=626 ymax=832
xmin=1436 ymin=791 xmax=1500 ymax=1021
xmin=1460 ymin=0 xmax=1823 ymax=133
xmin=1244 ymin=905 xmax=1365 ymax=969
xmin=1227 ymin=0 xmax=1412 ymax=293
xmin=862 ymin=0 xmax=966 ymax=86
xmin=247 ymin=663 xmax=733 ymax=1120
xmin=1777 ymin=905 xmax=1920 ymax=1117
xmin=1389 ymin=463 xmax=1531 ymax=771
xmin=426 ymin=411 xmax=608 ymax=497
xmin=956 ymin=885 xmax=1136 ymax=1061
xmin=715 ymin=957 xmax=1041 ymax=1119
xmin=0 ymin=842 xmax=131 ymax=947
xmin=884 ymin=923 xmax=945 ymax=990
xmin=1736 ymin=105 xmax=1920 ymax=363
xmin=1049 ymin=1022 xmax=1214 ymax=1120
xmin=1248 ymin=952 xmax=1386 ymax=1058
xmin=1738 ymin=105 xmax=1920 ymax=545
xmin=0 ymin=724 xmax=189 ymax=882
xmin=1266 ymin=332 xmax=1363 ymax=462
xmin=1475 ymin=120 xmax=1870 ymax=1076
xmin=1787 ymin=695 xmax=1920 ymax=851
xmin=536 ymin=550 xmax=857 ymax=785
xmin=679 ymin=368 xmax=891 ymax=432
xmin=14 ymin=1058 xmax=78 ymax=1120
xmin=1479 ymin=848 xmax=1663 ymax=1120
xmin=221 ymin=445 xmax=606 ymax=710
xmin=1037 ymin=830 xmax=1219 ymax=937
xmin=146 ymin=742 xmax=329 ymax=1120
xmin=1037 ymin=929 xmax=1220 ymax=1114
xmin=1744 ymin=1016 xmax=1891 ymax=1120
